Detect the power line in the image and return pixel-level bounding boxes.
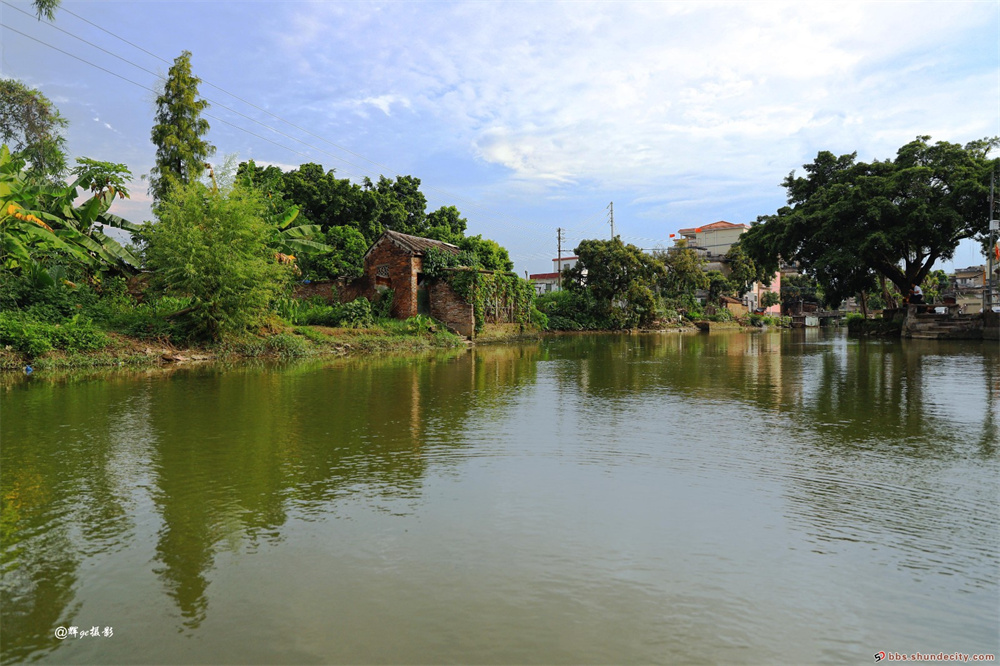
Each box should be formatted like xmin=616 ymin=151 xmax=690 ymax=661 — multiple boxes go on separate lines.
xmin=2 ymin=7 xmax=614 ymax=254
xmin=9 ymin=3 xmax=558 ymax=240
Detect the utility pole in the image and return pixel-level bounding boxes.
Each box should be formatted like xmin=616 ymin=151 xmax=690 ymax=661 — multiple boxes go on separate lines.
xmin=557 ymin=227 xmax=565 ymax=290
xmin=608 ymin=202 xmax=615 ymax=240
xmin=988 ymin=170 xmax=998 ymax=312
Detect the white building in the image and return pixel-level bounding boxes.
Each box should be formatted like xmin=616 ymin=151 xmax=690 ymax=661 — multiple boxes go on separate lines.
xmin=530 ymin=256 xmax=578 ymax=296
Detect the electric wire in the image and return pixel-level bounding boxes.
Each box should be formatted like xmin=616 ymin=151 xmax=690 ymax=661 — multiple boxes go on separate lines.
xmin=2 ymin=6 xmax=635 ymax=260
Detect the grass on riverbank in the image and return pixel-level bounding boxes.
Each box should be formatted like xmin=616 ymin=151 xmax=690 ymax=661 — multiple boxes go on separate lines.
xmin=0 ymin=319 xmax=467 ymax=371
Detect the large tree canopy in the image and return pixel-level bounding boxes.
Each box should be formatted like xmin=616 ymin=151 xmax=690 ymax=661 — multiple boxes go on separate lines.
xmin=0 ymin=79 xmax=68 ymax=181
xmin=565 ymin=238 xmax=665 ymax=328
xmin=738 ymin=136 xmax=998 ymax=307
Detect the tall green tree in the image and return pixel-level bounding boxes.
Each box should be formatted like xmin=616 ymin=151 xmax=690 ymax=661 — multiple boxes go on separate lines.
xmin=739 ymin=136 xmax=998 ymax=307
xmin=149 ymin=51 xmax=214 ymax=207
xmin=0 ymin=79 xmax=68 ymax=181
xmin=565 ymin=238 xmax=665 ymax=328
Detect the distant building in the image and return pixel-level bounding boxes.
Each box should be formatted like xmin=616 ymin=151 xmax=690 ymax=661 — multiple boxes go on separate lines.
xmin=672 ymin=220 xmax=781 ymax=314
xmin=530 ymin=256 xmax=579 ymax=296
xmin=950 ymin=265 xmax=986 ymax=289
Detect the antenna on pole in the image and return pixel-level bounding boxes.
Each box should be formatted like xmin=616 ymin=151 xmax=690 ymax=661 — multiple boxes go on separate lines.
xmin=608 ymin=202 xmax=615 ymax=240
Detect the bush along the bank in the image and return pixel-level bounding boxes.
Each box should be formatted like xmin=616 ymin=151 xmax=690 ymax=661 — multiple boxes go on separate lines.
xmin=275 ymin=295 xmax=375 ymax=328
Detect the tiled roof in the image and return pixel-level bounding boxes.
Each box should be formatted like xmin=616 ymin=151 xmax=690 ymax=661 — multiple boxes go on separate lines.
xmin=362 ymin=230 xmax=462 ymax=266
xmin=529 ymin=272 xmax=562 ymax=280
xmin=677 ymin=220 xmax=748 ymax=235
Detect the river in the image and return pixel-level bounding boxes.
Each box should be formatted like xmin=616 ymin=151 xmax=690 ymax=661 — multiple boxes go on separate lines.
xmin=2 ymin=330 xmax=998 ymax=664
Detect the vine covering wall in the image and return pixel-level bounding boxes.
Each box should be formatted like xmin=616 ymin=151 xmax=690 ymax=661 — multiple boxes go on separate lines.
xmin=441 ymin=268 xmax=533 ymax=332
xmin=423 ymin=247 xmax=533 ymax=332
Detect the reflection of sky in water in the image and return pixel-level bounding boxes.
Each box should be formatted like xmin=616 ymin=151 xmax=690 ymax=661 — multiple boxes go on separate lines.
xmin=2 ymin=332 xmax=997 ymax=664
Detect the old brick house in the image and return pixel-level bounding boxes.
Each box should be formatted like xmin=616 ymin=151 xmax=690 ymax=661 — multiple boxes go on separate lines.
xmin=354 ymin=230 xmax=460 ymax=318
xmin=328 ymin=230 xmax=474 ymax=336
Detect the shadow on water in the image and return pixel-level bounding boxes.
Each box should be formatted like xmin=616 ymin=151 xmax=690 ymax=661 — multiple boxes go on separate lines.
xmin=1 ymin=345 xmax=542 ymax=662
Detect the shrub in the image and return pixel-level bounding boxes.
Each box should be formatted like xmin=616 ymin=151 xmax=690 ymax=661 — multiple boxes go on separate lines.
xmin=143 ymin=180 xmax=292 ymax=340
xmin=0 ymin=311 xmax=108 ymax=357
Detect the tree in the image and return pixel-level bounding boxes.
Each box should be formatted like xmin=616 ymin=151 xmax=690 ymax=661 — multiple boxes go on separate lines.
xmin=565 ymin=238 xmax=665 ymax=328
xmin=149 ymin=51 xmax=214 ymax=207
xmin=309 ymin=225 xmax=367 ymax=279
xmin=458 ymin=234 xmax=513 ymax=272
xmin=739 ymin=136 xmax=998 ymax=307
xmin=705 ymin=270 xmax=732 ymax=303
xmin=425 ymin=205 xmax=467 ymax=244
xmin=723 ymin=244 xmax=761 ymax=296
xmin=654 ymin=240 xmax=708 ymax=309
xmin=143 ymin=179 xmax=291 ymax=340
xmin=760 ymin=291 xmax=781 ymax=310
xmin=0 ymin=146 xmax=139 ymax=274
xmin=0 ymin=79 xmax=68 ymax=181
xmin=365 ymin=175 xmax=427 ymax=235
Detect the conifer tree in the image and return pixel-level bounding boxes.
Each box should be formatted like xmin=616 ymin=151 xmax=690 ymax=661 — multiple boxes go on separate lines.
xmin=149 ymin=50 xmax=214 ymax=207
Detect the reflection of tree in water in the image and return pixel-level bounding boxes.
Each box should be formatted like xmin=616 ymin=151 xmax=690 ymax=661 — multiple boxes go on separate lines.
xmin=1 ymin=376 xmax=148 ymax=664
xmin=146 ymin=346 xmax=540 ymax=629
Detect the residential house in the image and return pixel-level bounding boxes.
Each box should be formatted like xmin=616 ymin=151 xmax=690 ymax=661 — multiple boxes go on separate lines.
xmin=672 ymin=220 xmax=781 ymax=314
xmin=529 ymin=256 xmax=579 ymax=295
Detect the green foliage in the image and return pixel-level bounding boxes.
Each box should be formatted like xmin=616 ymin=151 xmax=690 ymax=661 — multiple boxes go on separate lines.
xmin=149 ymin=51 xmax=215 ymax=206
xmin=723 ymin=244 xmax=761 ymax=296
xmin=143 ymin=179 xmax=292 ymax=340
xmin=275 ymin=296 xmax=374 ymax=329
xmin=422 ymin=246 xmax=477 ymax=277
xmin=529 ymin=305 xmax=548 ymax=330
xmin=424 ymin=205 xmax=467 ymax=244
xmin=566 ymin=238 xmax=666 ymax=329
xmin=705 ymin=270 xmax=732 ymax=303
xmin=32 ymin=0 xmax=60 ymax=20
xmin=781 ymin=273 xmax=822 ymax=306
xmin=921 ymin=269 xmax=950 ymax=302
xmin=740 ymin=136 xmax=999 ymax=307
xmin=760 ymin=291 xmax=781 ymax=309
xmin=0 ymin=79 xmax=68 ymax=181
xmin=655 ymin=240 xmax=709 ymax=311
xmin=0 ymin=147 xmax=140 ymax=275
xmin=535 ymin=290 xmax=606 ymax=330
xmin=304 ymin=225 xmax=366 ymax=279
xmin=371 ymin=288 xmax=394 ymax=320
xmin=0 ymin=310 xmax=108 ymax=357
xmin=446 ymin=268 xmax=534 ymax=332
xmin=457 ymin=235 xmax=513 ymax=272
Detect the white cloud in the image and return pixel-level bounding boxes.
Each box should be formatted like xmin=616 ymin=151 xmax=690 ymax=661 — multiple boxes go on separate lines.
xmin=276 ymin=0 xmax=994 ymax=198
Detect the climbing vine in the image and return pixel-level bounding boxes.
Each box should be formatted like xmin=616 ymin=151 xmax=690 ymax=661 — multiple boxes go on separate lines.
xmin=447 ymin=269 xmax=534 ymax=332
xmin=422 ymin=246 xmax=532 ymax=332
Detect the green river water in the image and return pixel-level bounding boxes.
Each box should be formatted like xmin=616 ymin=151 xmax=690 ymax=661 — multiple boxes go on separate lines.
xmin=1 ymin=330 xmax=998 ymax=664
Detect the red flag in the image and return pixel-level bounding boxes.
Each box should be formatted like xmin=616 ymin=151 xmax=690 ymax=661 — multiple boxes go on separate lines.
xmin=695 ymin=227 xmax=702 ymax=233
xmin=669 ymin=233 xmax=675 ymax=238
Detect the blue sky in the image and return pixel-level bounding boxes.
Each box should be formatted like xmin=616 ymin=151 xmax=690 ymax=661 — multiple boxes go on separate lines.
xmin=2 ymin=0 xmax=998 ymax=276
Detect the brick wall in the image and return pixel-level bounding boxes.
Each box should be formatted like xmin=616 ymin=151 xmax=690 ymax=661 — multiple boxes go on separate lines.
xmin=364 ymin=240 xmax=418 ymax=318
xmin=429 ymin=279 xmax=475 ymax=338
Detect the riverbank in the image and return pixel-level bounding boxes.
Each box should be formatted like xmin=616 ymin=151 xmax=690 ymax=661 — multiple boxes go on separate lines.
xmin=0 ymin=322 xmax=469 ymax=372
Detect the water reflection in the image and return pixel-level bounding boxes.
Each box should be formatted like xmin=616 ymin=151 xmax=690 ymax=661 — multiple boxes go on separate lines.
xmin=1 ymin=333 xmax=997 ymax=663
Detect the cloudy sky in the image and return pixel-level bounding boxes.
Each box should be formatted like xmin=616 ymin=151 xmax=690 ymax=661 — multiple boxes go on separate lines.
xmin=2 ymin=0 xmax=998 ymax=274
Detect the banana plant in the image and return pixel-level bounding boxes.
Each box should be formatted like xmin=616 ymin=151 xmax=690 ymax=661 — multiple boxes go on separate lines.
xmin=267 ymin=204 xmax=331 ymax=258
xmin=0 ymin=145 xmax=141 ymax=273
